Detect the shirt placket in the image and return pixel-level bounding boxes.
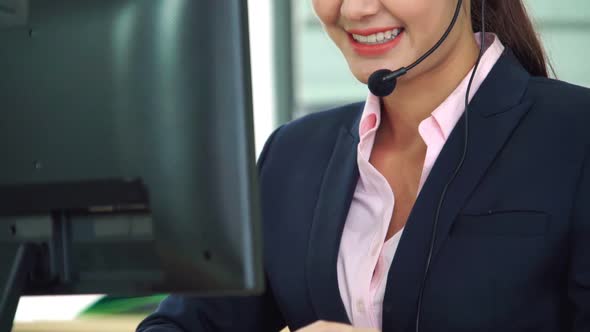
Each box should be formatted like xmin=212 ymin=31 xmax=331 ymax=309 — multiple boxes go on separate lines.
xmin=360 ymin=148 xmax=395 ymax=328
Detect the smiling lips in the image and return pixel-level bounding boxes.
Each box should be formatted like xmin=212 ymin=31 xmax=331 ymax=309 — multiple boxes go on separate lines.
xmin=348 ymin=27 xmax=404 ymax=56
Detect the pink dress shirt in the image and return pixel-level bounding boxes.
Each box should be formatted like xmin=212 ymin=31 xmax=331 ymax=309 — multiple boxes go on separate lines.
xmin=336 ymin=33 xmax=505 ymax=329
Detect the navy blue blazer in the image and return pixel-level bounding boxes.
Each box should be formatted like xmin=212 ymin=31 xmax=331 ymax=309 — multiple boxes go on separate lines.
xmin=137 ymin=50 xmax=590 ymax=331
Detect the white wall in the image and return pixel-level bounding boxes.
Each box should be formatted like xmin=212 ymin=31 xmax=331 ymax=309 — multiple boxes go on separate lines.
xmin=248 ymin=0 xmax=277 ymax=156
xmin=524 ymin=0 xmax=590 ymax=87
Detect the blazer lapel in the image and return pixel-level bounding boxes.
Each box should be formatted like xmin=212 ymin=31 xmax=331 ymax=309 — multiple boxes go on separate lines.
xmin=306 ymin=116 xmax=362 ymax=323
xmin=382 ymin=50 xmax=534 ymax=332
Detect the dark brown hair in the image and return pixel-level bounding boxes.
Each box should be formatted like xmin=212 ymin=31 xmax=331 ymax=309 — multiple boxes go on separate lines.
xmin=471 ymin=0 xmax=552 ymax=77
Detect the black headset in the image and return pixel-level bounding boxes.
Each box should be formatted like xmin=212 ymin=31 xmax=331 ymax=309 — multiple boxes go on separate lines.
xmin=367 ymin=1 xmax=488 ymax=331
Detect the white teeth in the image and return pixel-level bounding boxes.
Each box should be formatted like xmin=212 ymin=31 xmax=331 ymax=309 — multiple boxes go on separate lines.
xmin=352 ymin=28 xmax=402 ymax=45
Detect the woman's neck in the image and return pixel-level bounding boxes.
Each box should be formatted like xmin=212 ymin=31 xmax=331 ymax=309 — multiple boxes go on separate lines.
xmin=378 ymin=31 xmax=480 ymax=149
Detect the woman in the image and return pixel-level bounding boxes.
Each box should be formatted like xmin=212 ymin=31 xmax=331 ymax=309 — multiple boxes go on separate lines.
xmin=137 ymin=0 xmax=590 ymax=331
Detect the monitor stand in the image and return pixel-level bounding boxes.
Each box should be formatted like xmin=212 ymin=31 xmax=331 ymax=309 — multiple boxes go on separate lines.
xmin=0 ymin=210 xmax=79 ymax=332
xmin=0 ymin=207 xmax=149 ymax=332
xmin=0 ymin=179 xmax=150 ymax=331
xmin=0 ymin=243 xmax=38 ymax=332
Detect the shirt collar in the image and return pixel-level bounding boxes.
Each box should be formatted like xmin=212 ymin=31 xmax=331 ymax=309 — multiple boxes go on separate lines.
xmin=358 ymin=32 xmax=505 ymax=140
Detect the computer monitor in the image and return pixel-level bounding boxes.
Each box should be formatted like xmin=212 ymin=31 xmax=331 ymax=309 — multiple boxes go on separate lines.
xmin=0 ymin=0 xmax=262 ymax=328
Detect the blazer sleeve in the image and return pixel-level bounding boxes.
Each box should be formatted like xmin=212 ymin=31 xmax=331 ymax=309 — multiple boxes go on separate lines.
xmin=136 ymin=126 xmax=286 ymax=332
xmin=569 ymin=146 xmax=590 ymax=330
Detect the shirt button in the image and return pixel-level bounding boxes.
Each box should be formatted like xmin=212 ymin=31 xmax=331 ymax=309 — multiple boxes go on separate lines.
xmin=356 ymin=299 xmax=365 ymax=313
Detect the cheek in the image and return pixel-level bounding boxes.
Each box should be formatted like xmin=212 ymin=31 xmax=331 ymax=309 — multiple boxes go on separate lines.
xmin=408 ymin=2 xmax=452 ymax=35
xmin=311 ymin=0 xmax=347 ymax=54
xmin=311 ymin=0 xmax=341 ymax=25
xmin=387 ymin=1 xmax=445 ymax=37
xmin=387 ymin=0 xmax=451 ymax=67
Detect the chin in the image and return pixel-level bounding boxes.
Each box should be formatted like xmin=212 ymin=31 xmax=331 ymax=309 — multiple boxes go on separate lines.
xmin=347 ymin=66 xmax=374 ymax=85
xmin=348 ymin=58 xmax=404 ymax=86
xmin=351 ymin=72 xmax=368 ymax=85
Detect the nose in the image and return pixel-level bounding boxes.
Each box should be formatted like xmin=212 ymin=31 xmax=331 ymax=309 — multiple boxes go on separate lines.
xmin=340 ymin=0 xmax=381 ymax=21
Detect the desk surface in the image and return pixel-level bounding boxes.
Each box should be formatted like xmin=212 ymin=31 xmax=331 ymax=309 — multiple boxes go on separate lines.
xmin=13 ymin=316 xmax=292 ymax=332
xmin=13 ymin=316 xmax=142 ymax=332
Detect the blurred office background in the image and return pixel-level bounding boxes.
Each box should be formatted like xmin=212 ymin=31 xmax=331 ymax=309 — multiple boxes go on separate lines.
xmin=293 ymin=0 xmax=590 ymax=114
xmin=13 ymin=0 xmax=589 ymax=331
